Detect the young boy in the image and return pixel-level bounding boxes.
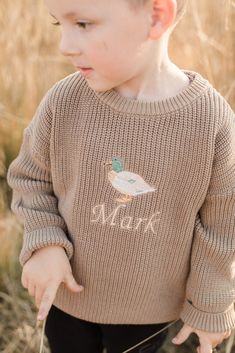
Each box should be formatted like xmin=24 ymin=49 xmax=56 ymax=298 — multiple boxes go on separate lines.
xmin=7 ymin=0 xmax=235 ymax=352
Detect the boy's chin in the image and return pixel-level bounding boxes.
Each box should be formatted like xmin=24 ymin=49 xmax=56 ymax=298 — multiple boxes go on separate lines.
xmin=86 ymin=79 xmax=115 ymax=93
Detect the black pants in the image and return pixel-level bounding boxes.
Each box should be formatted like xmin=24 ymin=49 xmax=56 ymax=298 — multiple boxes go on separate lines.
xmin=45 ymin=305 xmax=172 ymax=353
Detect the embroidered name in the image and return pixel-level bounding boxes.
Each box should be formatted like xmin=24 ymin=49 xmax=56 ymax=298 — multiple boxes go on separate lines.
xmin=91 ymin=203 xmax=161 ymax=235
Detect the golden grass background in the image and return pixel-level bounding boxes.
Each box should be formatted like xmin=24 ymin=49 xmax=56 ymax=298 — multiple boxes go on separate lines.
xmin=0 ymin=0 xmax=234 ymax=351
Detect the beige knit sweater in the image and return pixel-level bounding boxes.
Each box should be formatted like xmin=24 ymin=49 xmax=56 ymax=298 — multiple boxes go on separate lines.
xmin=6 ymin=70 xmax=235 ymax=332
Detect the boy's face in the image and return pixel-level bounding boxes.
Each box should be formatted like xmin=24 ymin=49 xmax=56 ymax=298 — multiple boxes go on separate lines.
xmin=44 ymin=0 xmax=156 ymax=92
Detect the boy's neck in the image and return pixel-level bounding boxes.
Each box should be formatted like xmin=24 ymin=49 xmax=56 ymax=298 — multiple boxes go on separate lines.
xmin=113 ymin=61 xmax=190 ymax=102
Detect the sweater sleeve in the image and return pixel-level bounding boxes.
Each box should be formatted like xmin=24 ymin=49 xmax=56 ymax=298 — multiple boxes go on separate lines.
xmin=6 ymin=87 xmax=74 ymax=267
xmin=179 ymin=105 xmax=235 ymax=332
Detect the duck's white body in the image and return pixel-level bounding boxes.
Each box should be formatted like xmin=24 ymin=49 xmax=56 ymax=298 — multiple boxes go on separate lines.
xmin=108 ymin=170 xmax=156 ymax=196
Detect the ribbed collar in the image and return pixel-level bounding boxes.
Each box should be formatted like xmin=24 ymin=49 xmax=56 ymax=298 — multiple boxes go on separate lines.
xmin=87 ymin=69 xmax=210 ymax=116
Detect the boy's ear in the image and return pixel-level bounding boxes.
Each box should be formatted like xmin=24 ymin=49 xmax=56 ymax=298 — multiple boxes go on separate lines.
xmin=148 ymin=0 xmax=177 ymax=39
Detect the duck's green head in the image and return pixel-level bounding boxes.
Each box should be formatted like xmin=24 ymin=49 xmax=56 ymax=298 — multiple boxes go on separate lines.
xmin=111 ymin=156 xmax=124 ymax=173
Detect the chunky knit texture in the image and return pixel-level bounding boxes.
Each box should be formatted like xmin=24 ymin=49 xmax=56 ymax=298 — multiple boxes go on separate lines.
xmin=7 ymin=69 xmax=235 ymax=332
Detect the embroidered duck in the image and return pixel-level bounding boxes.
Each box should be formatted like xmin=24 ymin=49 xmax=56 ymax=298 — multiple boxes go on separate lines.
xmin=104 ymin=156 xmax=157 ymax=203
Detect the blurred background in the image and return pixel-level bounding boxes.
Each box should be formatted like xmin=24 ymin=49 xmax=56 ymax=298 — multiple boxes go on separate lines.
xmin=0 ymin=0 xmax=234 ymax=351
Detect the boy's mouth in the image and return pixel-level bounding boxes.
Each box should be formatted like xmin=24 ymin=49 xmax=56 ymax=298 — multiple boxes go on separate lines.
xmin=76 ymin=67 xmax=93 ymax=76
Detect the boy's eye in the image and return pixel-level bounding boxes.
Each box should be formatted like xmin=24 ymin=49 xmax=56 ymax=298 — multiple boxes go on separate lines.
xmin=51 ymin=21 xmax=89 ymax=29
xmin=76 ymin=22 xmax=90 ymax=29
xmin=51 ymin=21 xmax=60 ymax=26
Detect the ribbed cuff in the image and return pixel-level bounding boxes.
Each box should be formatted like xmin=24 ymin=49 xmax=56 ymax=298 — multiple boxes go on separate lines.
xmin=19 ymin=226 xmax=74 ymax=267
xmin=180 ymin=299 xmax=235 ymax=332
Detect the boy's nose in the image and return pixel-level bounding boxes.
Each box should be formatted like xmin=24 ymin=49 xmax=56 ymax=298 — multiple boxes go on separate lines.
xmin=60 ymin=44 xmax=82 ymax=57
xmin=59 ymin=37 xmax=82 ymax=57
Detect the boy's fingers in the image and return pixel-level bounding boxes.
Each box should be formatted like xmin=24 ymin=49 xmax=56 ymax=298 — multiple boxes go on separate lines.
xmin=35 ymin=286 xmax=44 ymax=309
xmin=28 ymin=282 xmax=36 ymax=297
xmin=224 ymin=331 xmax=231 ymax=339
xmin=64 ymin=271 xmax=84 ymax=292
xmin=199 ymin=336 xmax=219 ymax=353
xmin=37 ymin=282 xmax=59 ymax=321
xmin=21 ymin=275 xmax=28 ymax=289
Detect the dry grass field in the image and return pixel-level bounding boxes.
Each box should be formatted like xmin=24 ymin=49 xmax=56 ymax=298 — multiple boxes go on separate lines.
xmin=0 ymin=0 xmax=234 ymax=352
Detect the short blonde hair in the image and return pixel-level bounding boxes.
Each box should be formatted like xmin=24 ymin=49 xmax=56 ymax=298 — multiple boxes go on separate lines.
xmin=126 ymin=0 xmax=188 ymax=25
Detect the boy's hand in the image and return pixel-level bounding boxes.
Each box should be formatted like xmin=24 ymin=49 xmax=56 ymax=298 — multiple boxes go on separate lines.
xmin=21 ymin=245 xmax=84 ymax=321
xmin=172 ymin=323 xmax=231 ymax=353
